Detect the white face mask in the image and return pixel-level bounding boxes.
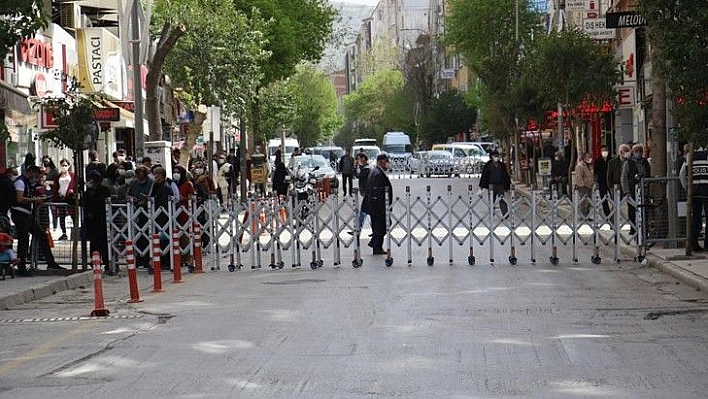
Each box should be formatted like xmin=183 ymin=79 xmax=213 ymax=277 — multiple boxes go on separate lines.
xmin=124 ymin=178 xmax=134 ymax=184
xmin=194 ymin=168 xmax=204 ymax=175
xmin=601 ymin=151 xmax=609 ymax=158
xmin=148 ymin=174 xmax=155 ymax=181
xmin=117 ymin=156 xmax=126 ymax=163
xmin=60 ymin=166 xmax=68 ymax=173
xmin=172 ymin=173 xmax=181 ymax=181
xmin=492 ymin=156 xmax=500 ymax=162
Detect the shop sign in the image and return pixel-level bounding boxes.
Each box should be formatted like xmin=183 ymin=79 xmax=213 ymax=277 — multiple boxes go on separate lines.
xmin=76 ymin=28 xmax=125 ymax=100
xmin=93 ymin=107 xmax=120 ymax=122
xmin=606 ymin=11 xmax=646 ymax=29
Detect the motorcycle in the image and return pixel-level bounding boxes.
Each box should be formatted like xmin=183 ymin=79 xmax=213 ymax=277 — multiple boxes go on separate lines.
xmin=286 ymin=166 xmax=321 ymax=221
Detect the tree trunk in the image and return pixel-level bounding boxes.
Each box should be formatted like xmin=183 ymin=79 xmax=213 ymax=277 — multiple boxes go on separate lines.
xmin=145 ymin=23 xmax=185 ymax=142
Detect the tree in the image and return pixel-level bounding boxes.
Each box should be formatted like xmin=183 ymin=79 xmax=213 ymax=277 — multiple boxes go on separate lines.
xmin=0 ymin=1 xmax=48 ymax=58
xmin=640 ymin=1 xmax=708 ymax=148
xmin=342 ymin=70 xmax=411 ymax=144
xmin=445 ymin=0 xmax=540 ymax=144
xmin=234 ymin=0 xmax=337 ymax=146
xmin=522 ymin=28 xmax=621 ymax=165
xmin=422 ymin=89 xmax=477 ymax=146
xmin=283 ymin=66 xmax=341 ymax=147
xmin=162 ymin=1 xmax=270 ymax=162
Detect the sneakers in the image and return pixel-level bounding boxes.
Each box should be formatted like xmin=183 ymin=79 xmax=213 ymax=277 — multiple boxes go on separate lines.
xmin=58 ymin=234 xmax=68 ymax=241
xmin=47 ymin=262 xmax=67 ymax=270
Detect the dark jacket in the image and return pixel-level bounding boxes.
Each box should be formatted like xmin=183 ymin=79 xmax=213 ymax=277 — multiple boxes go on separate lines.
xmin=365 ymin=165 xmax=392 ymax=214
xmin=621 ymin=157 xmax=651 ymax=198
xmin=606 ymin=155 xmax=625 ymax=195
xmin=272 ymin=161 xmax=289 ymax=197
xmin=479 ymin=160 xmax=511 ymax=191
xmin=593 ymin=155 xmax=609 ymax=191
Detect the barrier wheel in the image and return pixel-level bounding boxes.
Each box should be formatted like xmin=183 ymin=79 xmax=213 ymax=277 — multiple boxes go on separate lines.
xmin=468 ymin=256 xmax=475 ymax=266
xmin=352 ymin=259 xmax=363 ymax=268
xmin=635 ymin=255 xmax=644 ymax=263
xmin=591 ymin=256 xmax=601 ymax=265
xmin=278 ymin=262 xmax=285 ymax=269
xmin=269 ymin=263 xmax=277 ymax=269
xmin=550 ymin=256 xmax=559 ymax=266
xmin=318 ymin=260 xmax=324 ymax=268
xmin=385 ymin=258 xmax=394 ymax=267
xmin=228 ymin=264 xmax=236 ymax=272
xmin=427 ymin=256 xmax=434 ymax=266
xmin=509 ymin=256 xmax=517 ymax=265
xmin=530 ymin=258 xmax=536 ymax=263
xmin=188 ymin=265 xmax=195 ymax=274
xmin=310 ymin=261 xmax=319 ymax=270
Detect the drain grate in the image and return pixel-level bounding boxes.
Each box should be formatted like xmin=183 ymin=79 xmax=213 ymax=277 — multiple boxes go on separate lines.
xmin=0 ymin=315 xmax=144 ymax=323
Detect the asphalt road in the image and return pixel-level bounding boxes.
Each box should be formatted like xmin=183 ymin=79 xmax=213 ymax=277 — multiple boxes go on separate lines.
xmin=1 ymin=177 xmax=708 ymax=398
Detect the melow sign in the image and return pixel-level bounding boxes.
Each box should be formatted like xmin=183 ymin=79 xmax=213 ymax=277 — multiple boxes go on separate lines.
xmin=605 ymin=11 xmax=646 ymax=28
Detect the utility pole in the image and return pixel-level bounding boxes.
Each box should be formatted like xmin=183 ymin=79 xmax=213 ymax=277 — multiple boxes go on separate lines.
xmin=131 ymin=0 xmax=145 ymax=158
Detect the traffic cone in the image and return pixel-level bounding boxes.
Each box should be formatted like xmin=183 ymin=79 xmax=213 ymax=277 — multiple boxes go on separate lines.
xmin=193 ymin=222 xmax=204 ymax=273
xmin=152 ymin=234 xmax=164 ymax=292
xmin=172 ymin=229 xmax=183 ymax=283
xmin=125 ymin=240 xmax=143 ymax=303
xmin=90 ymin=251 xmax=110 ymax=317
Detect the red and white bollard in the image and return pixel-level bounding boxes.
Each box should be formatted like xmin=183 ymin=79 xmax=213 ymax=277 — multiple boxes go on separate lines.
xmin=193 ymin=222 xmax=204 ymax=274
xmin=172 ymin=229 xmax=183 ymax=283
xmin=90 ymin=251 xmax=110 ymax=317
xmin=152 ymin=233 xmax=164 ymax=292
xmin=125 ymin=240 xmax=142 ymax=303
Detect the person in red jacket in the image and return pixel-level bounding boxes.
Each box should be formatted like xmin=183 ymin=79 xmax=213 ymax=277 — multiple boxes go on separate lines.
xmin=53 ymin=158 xmax=77 ymax=241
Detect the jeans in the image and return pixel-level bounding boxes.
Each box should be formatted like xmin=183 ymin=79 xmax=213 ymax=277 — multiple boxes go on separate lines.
xmin=11 ymin=209 xmax=56 ymax=266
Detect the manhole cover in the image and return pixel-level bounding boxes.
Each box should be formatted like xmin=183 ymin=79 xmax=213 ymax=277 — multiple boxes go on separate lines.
xmin=262 ymin=279 xmax=326 ymax=285
xmin=0 ymin=315 xmax=144 ymax=323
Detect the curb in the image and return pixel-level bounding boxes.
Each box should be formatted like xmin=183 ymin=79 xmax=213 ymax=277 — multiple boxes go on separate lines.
xmin=513 ymin=183 xmax=708 ymax=293
xmin=0 ymin=272 xmax=93 ymax=310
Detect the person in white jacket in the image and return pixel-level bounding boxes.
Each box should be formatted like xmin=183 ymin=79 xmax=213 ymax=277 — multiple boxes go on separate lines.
xmin=215 ymin=154 xmax=231 ymax=204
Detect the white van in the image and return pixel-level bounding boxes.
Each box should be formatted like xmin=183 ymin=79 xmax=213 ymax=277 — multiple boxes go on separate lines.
xmin=382 ymin=131 xmax=413 ymax=171
xmin=267 ymin=137 xmax=300 ymax=165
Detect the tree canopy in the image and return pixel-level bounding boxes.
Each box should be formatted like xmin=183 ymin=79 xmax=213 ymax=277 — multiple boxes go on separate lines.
xmin=422 ymin=89 xmax=477 ymax=146
xmin=0 ymin=1 xmax=48 ymax=58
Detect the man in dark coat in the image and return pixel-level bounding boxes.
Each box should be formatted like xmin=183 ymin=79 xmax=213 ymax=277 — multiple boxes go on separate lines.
xmin=606 ymin=143 xmax=630 ymax=198
xmin=479 ymin=150 xmax=511 ymax=217
xmin=365 ymin=153 xmax=392 ymax=255
xmin=83 ymin=170 xmax=112 ymax=272
xmin=594 ymin=145 xmax=611 ymax=216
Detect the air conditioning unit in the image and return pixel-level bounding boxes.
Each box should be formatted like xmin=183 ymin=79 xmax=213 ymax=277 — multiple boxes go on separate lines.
xmin=59 ymin=3 xmax=81 ymax=29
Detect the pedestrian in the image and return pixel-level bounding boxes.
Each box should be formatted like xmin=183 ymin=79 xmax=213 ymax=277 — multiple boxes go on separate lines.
xmin=174 ymin=165 xmax=194 ymax=267
xmin=215 ymin=154 xmax=231 ymax=203
xmin=0 ymin=165 xmax=16 ymax=235
xmin=272 ymin=150 xmax=289 ymax=198
xmin=355 ymin=152 xmax=371 ymax=231
xmin=85 ymin=150 xmax=107 ymax=181
xmin=106 ymin=149 xmax=133 ymax=185
xmin=128 ymin=166 xmax=154 ymax=268
xmin=621 ymin=143 xmax=651 ymax=235
xmin=366 ymin=153 xmax=392 ymax=255
xmin=20 ymin=152 xmax=35 ymax=175
xmin=149 ymin=167 xmax=174 ymax=271
xmin=574 ymin=152 xmax=595 ymax=218
xmin=593 ymin=146 xmax=611 ymax=217
xmin=53 ymin=159 xmax=77 ymax=241
xmin=11 ymin=165 xmax=64 ymax=274
xmin=479 ymin=150 xmax=511 ymax=217
xmin=339 ymin=147 xmax=355 ymax=196
xmin=550 ymin=150 xmax=568 ymax=198
xmin=606 ymin=144 xmax=630 ymax=198
xmin=680 ymin=149 xmax=708 ymax=252
xmin=83 ymin=170 xmax=112 ymax=272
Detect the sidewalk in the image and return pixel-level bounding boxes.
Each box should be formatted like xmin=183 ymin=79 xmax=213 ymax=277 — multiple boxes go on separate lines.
xmin=513 ymin=181 xmax=708 ymax=293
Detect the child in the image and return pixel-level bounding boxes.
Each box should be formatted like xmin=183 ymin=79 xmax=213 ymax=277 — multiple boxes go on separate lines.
xmin=0 ymin=232 xmax=17 ymax=280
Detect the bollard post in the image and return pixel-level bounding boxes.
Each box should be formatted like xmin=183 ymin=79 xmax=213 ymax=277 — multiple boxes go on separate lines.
xmin=172 ymin=229 xmax=183 ymax=283
xmin=90 ymin=251 xmax=110 ymax=317
xmin=193 ymin=222 xmax=204 ymax=273
xmin=152 ymin=234 xmax=164 ymax=292
xmin=125 ymin=240 xmax=143 ymax=303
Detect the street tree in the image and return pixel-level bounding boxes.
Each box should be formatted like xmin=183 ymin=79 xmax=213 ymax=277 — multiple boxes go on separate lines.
xmin=445 ymin=0 xmax=540 ymax=144
xmin=640 ymin=1 xmax=708 ymax=148
xmin=283 ymin=66 xmax=341 ymax=148
xmin=235 ymin=0 xmax=337 ymax=147
xmin=342 ymin=69 xmax=411 ymax=144
xmin=522 ymin=28 xmax=620 ymax=168
xmin=422 ymin=89 xmax=477 ymax=147
xmin=162 ymin=2 xmax=269 ymax=162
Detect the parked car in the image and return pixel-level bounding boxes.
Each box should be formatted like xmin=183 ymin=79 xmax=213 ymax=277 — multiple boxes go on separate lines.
xmin=288 ymin=154 xmax=339 ymax=189
xmin=407 ymin=151 xmax=427 ymax=174
xmin=431 ymin=143 xmax=489 ymax=173
xmin=354 ymin=146 xmax=382 ymax=165
xmin=305 ymin=146 xmax=344 ymax=167
xmin=420 ymin=150 xmax=460 ymax=177
xmin=468 ymin=141 xmax=499 ymax=155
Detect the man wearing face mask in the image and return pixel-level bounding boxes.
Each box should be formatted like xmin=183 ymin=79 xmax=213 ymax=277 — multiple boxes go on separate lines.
xmin=594 ymin=146 xmax=611 ymax=217
xmin=480 ymin=150 xmax=511 ymax=218
xmin=83 ymin=170 xmax=112 ymax=272
xmin=621 ymin=144 xmax=651 ymax=236
xmin=574 ymin=152 xmax=595 ymax=218
xmin=11 ymin=165 xmax=64 ymax=274
xmin=106 ymin=149 xmax=133 ymax=185
xmin=366 ymin=153 xmax=393 ymax=255
xmin=149 ymin=167 xmax=175 ymax=271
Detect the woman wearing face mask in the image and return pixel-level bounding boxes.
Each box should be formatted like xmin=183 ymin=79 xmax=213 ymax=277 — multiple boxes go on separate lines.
xmin=53 ymin=159 xmax=77 ymax=240
xmin=41 ymin=157 xmax=59 ymax=231
xmin=621 ymin=144 xmax=651 ymax=235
